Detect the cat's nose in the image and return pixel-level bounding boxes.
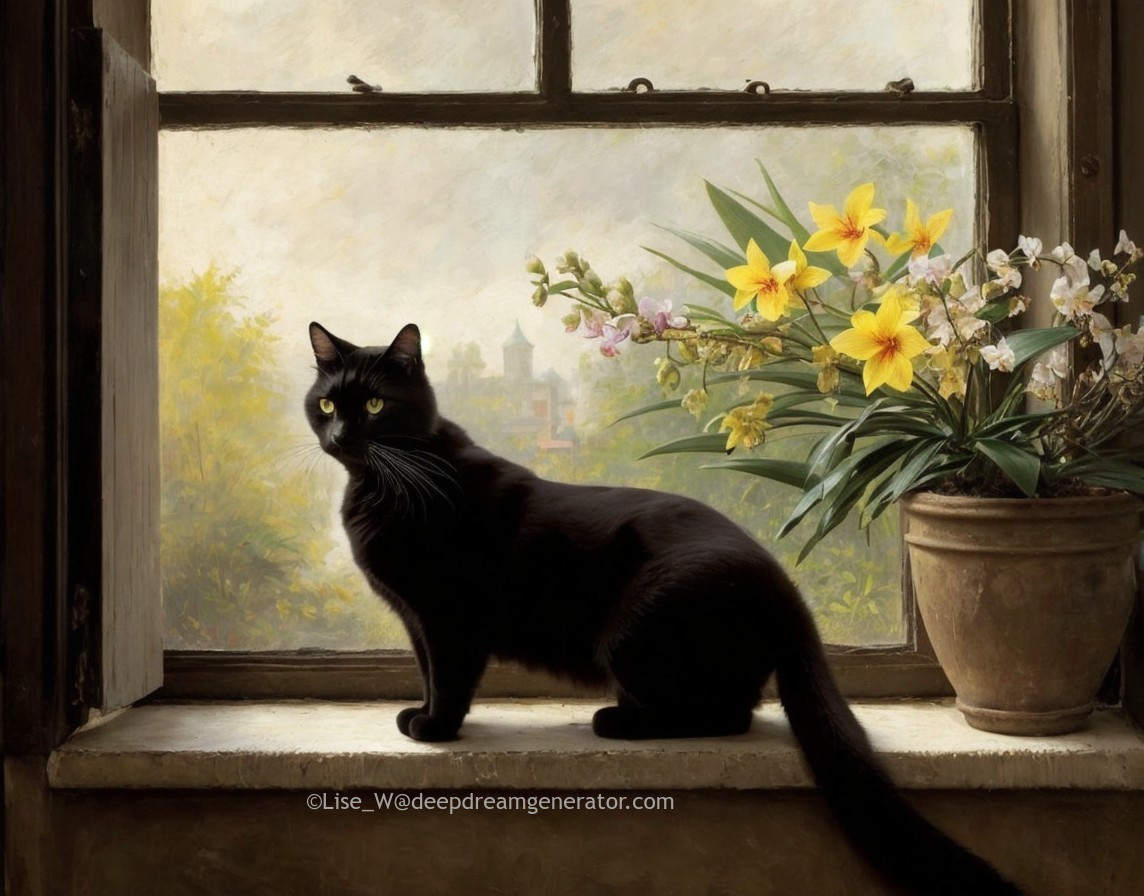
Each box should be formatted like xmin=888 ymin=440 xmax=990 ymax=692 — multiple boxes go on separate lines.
xmin=327 ymin=421 xmax=346 ymax=451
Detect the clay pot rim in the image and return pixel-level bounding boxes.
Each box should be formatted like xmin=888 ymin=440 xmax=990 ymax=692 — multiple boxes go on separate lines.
xmin=900 ymin=489 xmax=1143 ymax=521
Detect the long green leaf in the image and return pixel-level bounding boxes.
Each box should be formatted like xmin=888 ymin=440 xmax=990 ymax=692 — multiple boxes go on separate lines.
xmin=639 ymin=433 xmax=728 ymax=459
xmin=610 ymin=397 xmax=687 ymax=424
xmin=728 ymin=190 xmax=787 ymax=229
xmin=700 ymin=458 xmax=810 ymax=489
xmin=795 ymin=440 xmax=917 ymax=561
xmin=805 ymin=399 xmax=889 ymax=477
xmin=1056 ymin=457 xmax=1144 ymax=494
xmin=757 ymin=160 xmax=811 ymax=244
xmin=883 ymin=249 xmax=914 ymax=283
xmin=780 ymin=438 xmax=899 ymax=537
xmin=655 ymin=225 xmax=744 ymax=269
xmin=975 ymin=301 xmax=1012 ymax=324
xmin=642 ymin=246 xmax=736 ymax=297
xmin=974 ymin=438 xmax=1041 ymax=496
xmin=1005 ymin=326 xmax=1081 ymax=367
xmin=974 ymin=410 xmax=1062 ymax=440
xmin=704 ymin=181 xmax=792 ymax=261
xmin=865 ymin=439 xmax=947 ymax=521
xmin=708 ymin=367 xmax=868 ymax=399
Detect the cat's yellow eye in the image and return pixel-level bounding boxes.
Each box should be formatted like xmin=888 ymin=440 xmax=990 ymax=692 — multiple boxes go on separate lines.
xmin=366 ymin=397 xmax=385 ymax=415
xmin=318 ymin=398 xmax=335 ymax=415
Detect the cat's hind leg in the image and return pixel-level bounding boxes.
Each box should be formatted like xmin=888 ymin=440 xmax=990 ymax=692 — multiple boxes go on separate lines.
xmin=592 ymin=580 xmax=775 ymax=740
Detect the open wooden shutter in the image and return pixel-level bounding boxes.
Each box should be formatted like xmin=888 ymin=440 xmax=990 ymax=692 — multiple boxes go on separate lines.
xmin=68 ymin=27 xmax=162 ymax=711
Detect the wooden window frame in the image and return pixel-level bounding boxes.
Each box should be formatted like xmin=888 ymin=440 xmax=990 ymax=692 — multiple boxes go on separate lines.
xmin=7 ymin=2 xmax=1140 ymax=750
xmin=155 ymin=0 xmax=1017 ymax=701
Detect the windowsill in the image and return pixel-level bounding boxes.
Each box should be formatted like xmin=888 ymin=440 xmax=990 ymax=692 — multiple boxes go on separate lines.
xmin=47 ymin=699 xmax=1144 ymax=792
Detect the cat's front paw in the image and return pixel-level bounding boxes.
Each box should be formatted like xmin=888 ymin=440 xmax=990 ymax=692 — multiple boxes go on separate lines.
xmin=395 ymin=705 xmax=428 ymax=737
xmin=405 ymin=713 xmax=461 ymax=742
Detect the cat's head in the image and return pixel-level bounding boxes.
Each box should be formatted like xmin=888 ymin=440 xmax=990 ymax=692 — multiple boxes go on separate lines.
xmin=305 ymin=322 xmax=439 ymax=470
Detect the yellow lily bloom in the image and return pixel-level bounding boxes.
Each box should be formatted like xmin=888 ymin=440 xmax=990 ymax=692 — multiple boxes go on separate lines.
xmin=720 ymin=393 xmax=775 ymax=452
xmin=787 ymin=240 xmax=832 ymax=293
xmin=885 ymin=199 xmax=954 ymax=258
xmin=725 ymin=238 xmax=798 ymax=318
xmin=830 ymin=290 xmax=932 ymax=394
xmin=804 ymin=183 xmax=887 ymax=268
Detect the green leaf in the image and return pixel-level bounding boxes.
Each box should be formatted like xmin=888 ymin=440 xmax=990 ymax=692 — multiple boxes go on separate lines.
xmin=683 ymin=303 xmax=740 ymax=325
xmin=756 ymin=161 xmax=811 ymax=244
xmin=795 ymin=440 xmax=916 ymax=561
xmin=727 ymin=190 xmax=787 ymax=230
xmin=975 ymin=301 xmax=1012 ymax=324
xmin=1056 ymin=457 xmax=1144 ymax=494
xmin=655 ymin=226 xmax=744 ymax=269
xmin=1005 ymin=327 xmax=1081 ymax=368
xmin=639 ymin=433 xmax=729 ymax=459
xmin=642 ymin=246 xmax=735 ymax=297
xmin=974 ymin=410 xmax=1062 ymax=440
xmin=700 ymin=458 xmax=810 ymax=489
xmin=704 ymin=181 xmax=792 ymax=262
xmin=780 ymin=438 xmax=902 ymax=537
xmin=610 ymin=397 xmax=688 ymax=425
xmin=864 ymin=439 xmax=946 ymax=521
xmin=708 ymin=367 xmax=868 ymax=399
xmin=973 ymin=438 xmax=1041 ymax=496
xmin=883 ymin=249 xmax=914 ymax=283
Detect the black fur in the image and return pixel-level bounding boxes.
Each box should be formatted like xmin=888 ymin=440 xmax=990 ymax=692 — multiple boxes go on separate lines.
xmin=306 ymin=321 xmax=1021 ymax=896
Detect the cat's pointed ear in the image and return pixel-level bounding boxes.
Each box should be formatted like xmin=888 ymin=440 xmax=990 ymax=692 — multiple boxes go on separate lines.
xmin=384 ymin=323 xmax=423 ymax=372
xmin=309 ymin=322 xmax=354 ymax=372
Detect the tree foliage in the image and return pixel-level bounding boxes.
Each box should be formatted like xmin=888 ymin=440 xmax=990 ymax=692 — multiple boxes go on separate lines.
xmin=160 ymin=268 xmax=404 ymax=649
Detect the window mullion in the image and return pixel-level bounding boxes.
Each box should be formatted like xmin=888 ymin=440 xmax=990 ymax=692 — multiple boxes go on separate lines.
xmin=536 ymin=0 xmax=571 ymax=98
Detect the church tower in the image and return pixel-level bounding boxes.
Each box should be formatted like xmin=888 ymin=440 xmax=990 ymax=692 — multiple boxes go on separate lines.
xmin=503 ymin=320 xmax=534 ymax=383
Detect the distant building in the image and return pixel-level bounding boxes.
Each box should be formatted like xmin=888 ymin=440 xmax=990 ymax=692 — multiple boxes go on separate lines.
xmin=501 ymin=322 xmax=578 ymax=456
xmin=439 ymin=322 xmax=578 ymax=459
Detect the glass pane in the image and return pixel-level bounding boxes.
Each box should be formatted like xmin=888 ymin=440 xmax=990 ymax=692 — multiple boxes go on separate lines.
xmin=572 ymin=0 xmax=977 ymax=92
xmin=152 ymin=0 xmax=536 ymax=92
xmin=159 ymin=125 xmax=976 ymax=650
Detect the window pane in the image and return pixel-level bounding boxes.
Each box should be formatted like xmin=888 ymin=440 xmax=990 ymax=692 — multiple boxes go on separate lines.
xmin=152 ymin=0 xmax=536 ymax=92
xmin=572 ymin=0 xmax=978 ymax=91
xmin=159 ymin=126 xmax=976 ymax=651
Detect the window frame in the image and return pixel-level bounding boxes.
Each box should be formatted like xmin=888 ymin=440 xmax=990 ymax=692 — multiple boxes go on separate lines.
xmin=6 ymin=0 xmax=1141 ymax=743
xmin=152 ymin=0 xmax=1018 ymax=700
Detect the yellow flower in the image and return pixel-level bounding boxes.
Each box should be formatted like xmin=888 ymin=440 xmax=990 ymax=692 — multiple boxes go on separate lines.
xmin=725 ymin=238 xmax=798 ymax=317
xmin=928 ymin=345 xmax=969 ymax=400
xmin=830 ymin=290 xmax=932 ymax=394
xmin=787 ymin=240 xmax=832 ymax=293
xmin=720 ymin=393 xmax=774 ymax=452
xmin=804 ymin=183 xmax=887 ymax=268
xmin=812 ymin=344 xmax=840 ymax=394
xmin=885 ymin=199 xmax=954 ymax=258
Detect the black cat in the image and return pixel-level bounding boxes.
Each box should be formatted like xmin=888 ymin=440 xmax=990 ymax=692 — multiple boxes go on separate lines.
xmin=305 ymin=321 xmax=1021 ymax=896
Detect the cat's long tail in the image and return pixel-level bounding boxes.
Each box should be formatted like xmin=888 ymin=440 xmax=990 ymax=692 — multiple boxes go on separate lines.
xmin=775 ymin=596 xmax=1023 ymax=896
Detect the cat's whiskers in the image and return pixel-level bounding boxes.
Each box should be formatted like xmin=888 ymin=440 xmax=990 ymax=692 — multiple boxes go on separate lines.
xmin=365 ymin=441 xmax=459 ymax=519
xmin=274 ymin=441 xmax=330 ymax=478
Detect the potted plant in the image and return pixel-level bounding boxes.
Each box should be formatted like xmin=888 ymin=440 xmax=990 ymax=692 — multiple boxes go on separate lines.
xmin=527 ymin=170 xmax=1144 ymax=735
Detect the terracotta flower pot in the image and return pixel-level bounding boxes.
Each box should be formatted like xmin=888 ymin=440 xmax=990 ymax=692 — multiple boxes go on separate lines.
xmin=901 ymin=491 xmax=1141 ymax=735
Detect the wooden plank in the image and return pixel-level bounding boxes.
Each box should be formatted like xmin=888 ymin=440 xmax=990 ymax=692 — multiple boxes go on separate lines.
xmin=2 ymin=0 xmax=71 ymax=754
xmin=100 ymin=30 xmax=162 ymax=710
xmin=69 ymin=28 xmax=162 ymax=713
xmin=1114 ymin=0 xmax=1144 ymax=727
xmin=157 ymin=649 xmax=951 ymax=702
xmin=158 ymin=91 xmax=1016 ymax=129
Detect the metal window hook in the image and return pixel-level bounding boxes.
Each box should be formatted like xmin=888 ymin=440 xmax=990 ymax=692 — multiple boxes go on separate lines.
xmin=626 ymin=77 xmax=655 ymax=94
xmin=744 ymin=80 xmax=771 ymax=95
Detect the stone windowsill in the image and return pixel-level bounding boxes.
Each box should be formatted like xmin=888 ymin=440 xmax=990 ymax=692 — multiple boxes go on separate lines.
xmin=46 ymin=699 xmax=1144 ymax=792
